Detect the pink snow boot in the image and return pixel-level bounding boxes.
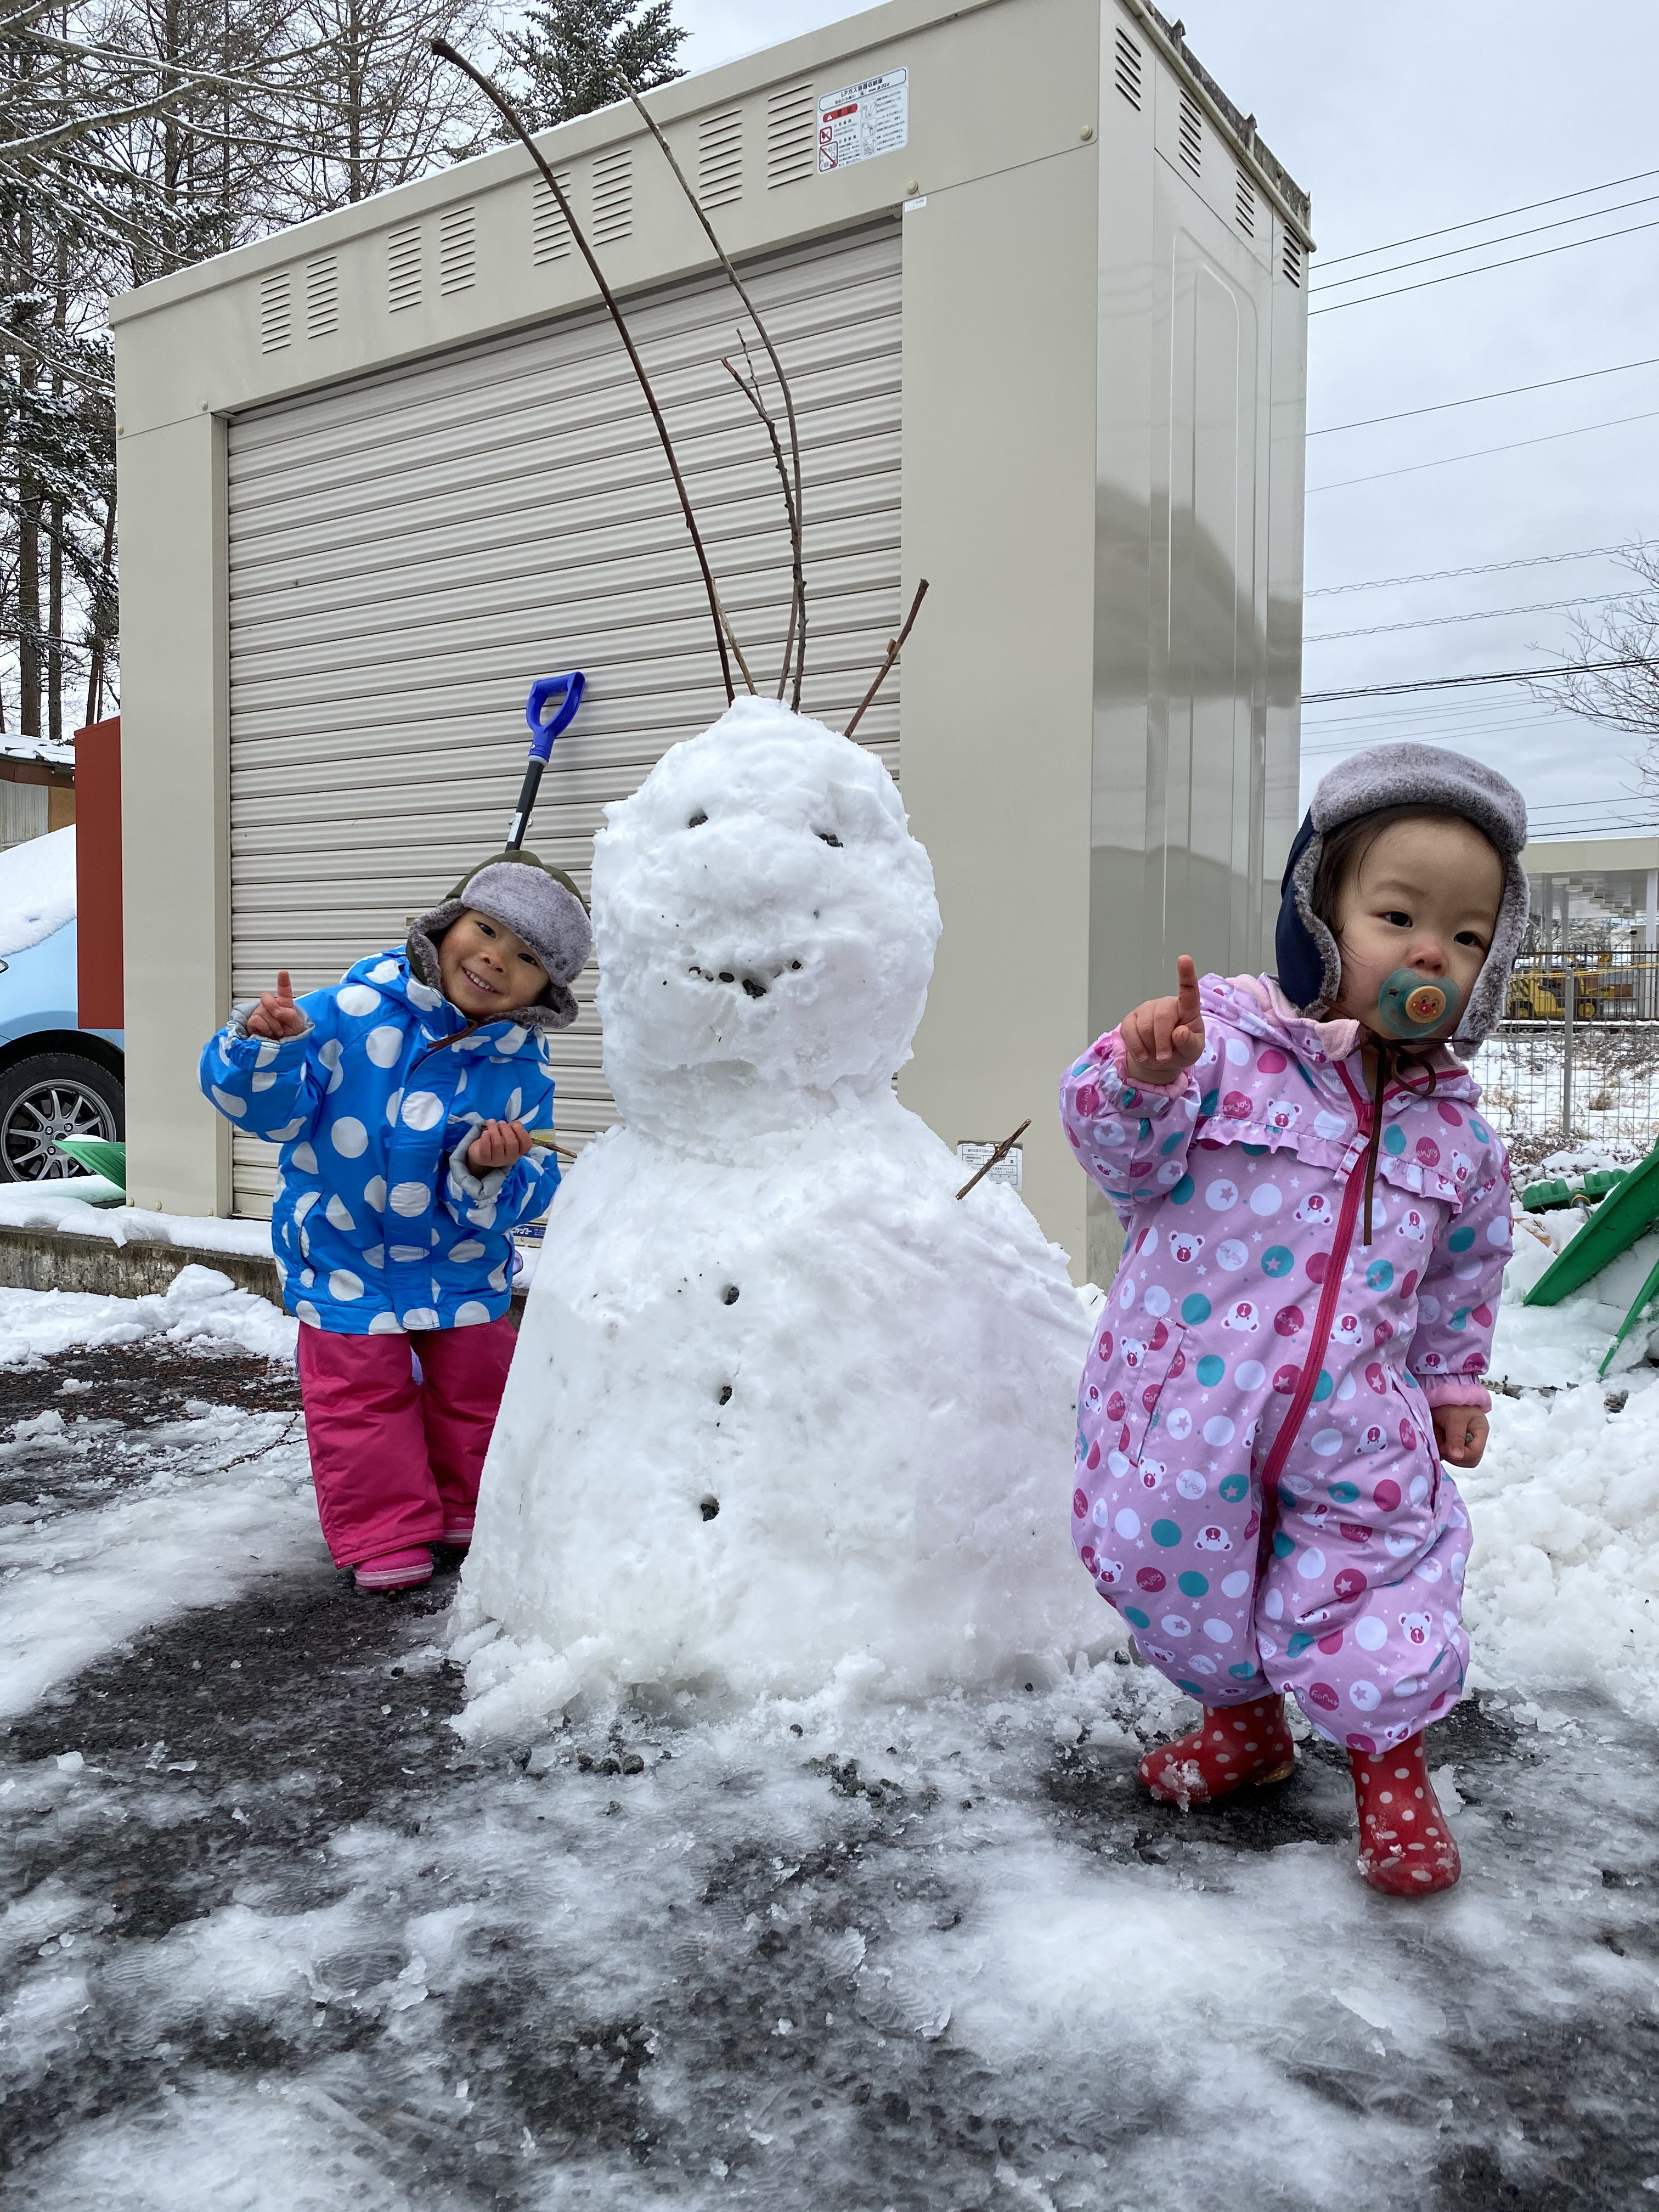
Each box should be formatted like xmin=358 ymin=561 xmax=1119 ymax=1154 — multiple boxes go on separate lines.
xmin=439 ymin=1515 xmax=475 ymax=1550
xmin=354 ymin=1546 xmax=433 ymax=1593
xmin=1351 ymin=1735 xmax=1462 ymax=1896
xmin=1138 ymin=1695 xmax=1297 ymax=1808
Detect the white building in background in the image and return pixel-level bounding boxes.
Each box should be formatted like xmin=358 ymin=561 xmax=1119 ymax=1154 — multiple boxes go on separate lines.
xmin=1523 ymin=834 xmax=1659 ymax=949
xmin=109 ymin=0 xmax=1310 ymax=1283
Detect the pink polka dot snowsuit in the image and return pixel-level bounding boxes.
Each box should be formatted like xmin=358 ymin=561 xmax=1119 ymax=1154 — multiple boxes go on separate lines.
xmin=1060 ymin=973 xmax=1511 ymax=1753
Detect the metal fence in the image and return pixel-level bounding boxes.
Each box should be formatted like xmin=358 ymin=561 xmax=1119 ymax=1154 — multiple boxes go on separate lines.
xmin=1471 ymin=951 xmax=1659 ymax=1175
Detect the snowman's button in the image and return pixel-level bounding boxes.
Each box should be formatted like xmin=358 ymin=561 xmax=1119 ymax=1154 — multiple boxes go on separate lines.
xmin=722 ymin=1285 xmax=740 ymax=1305
xmin=718 ymin=1385 xmax=733 ymax=1405
xmin=699 ymin=1496 xmax=720 ymax=1520
xmin=688 ymin=811 xmax=708 ymax=827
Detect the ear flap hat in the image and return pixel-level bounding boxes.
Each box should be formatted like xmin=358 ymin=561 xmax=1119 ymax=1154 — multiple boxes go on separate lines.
xmin=408 ymin=849 xmax=593 ymax=1031
xmin=1274 ymin=742 xmax=1529 ymax=1049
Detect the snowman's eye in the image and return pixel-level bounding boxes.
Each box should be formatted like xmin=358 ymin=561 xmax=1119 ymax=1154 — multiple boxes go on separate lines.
xmin=687 ymin=811 xmax=708 ymax=828
xmin=816 ymin=831 xmax=842 ymax=848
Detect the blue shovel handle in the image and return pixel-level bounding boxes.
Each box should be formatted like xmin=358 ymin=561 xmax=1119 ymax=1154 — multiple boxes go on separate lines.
xmin=507 ymin=672 xmax=586 ymax=849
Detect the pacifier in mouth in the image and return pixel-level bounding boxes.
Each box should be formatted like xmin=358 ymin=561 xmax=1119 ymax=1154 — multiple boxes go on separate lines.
xmin=1375 ymin=969 xmax=1460 ymax=1039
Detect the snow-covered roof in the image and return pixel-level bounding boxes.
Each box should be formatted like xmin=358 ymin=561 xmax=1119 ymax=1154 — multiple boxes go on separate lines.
xmin=0 ymin=737 xmax=75 ymax=772
xmin=0 ymin=823 xmax=75 ymax=955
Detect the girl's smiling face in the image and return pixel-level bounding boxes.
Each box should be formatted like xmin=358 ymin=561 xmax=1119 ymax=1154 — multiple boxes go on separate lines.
xmin=1329 ymin=815 xmax=1505 ymax=1040
xmin=439 ymin=908 xmax=549 ymax=1018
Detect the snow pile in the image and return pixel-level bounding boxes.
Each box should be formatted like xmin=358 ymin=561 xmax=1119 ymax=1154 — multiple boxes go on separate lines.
xmin=1464 ymin=1375 xmax=1659 ymax=1722
xmin=0 ymin=1184 xmax=275 ymax=1254
xmin=0 ymin=822 xmax=75 ymax=955
xmin=0 ymin=1264 xmax=295 ymax=1366
xmin=459 ymin=702 xmax=1097 ymax=1731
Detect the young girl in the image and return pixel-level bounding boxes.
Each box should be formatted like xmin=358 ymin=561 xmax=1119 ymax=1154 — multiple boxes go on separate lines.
xmin=200 ymin=851 xmax=592 ymax=1594
xmin=1061 ymin=744 xmax=1529 ymax=1896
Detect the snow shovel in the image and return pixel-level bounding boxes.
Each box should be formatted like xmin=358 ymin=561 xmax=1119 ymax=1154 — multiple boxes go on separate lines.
xmin=507 ymin=672 xmax=586 ymax=851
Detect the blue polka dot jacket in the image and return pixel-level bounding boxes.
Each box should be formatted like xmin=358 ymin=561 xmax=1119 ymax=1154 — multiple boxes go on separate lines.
xmin=199 ymin=946 xmax=562 ymax=1335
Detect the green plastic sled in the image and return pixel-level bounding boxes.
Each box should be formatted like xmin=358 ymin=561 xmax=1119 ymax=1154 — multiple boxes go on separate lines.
xmin=1524 ymin=1141 xmax=1659 ymax=1308
xmin=52 ymin=1136 xmax=127 ymax=1189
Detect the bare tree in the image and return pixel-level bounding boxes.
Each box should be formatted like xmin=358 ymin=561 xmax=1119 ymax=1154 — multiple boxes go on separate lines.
xmin=1528 ymin=540 xmax=1659 ymax=786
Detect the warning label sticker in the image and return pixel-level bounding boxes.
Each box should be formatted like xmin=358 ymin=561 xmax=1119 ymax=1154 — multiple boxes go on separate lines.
xmin=818 ymin=68 xmax=909 ymax=172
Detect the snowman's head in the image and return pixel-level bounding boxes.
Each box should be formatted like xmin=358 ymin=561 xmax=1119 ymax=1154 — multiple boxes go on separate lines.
xmin=592 ymin=698 xmax=941 ymax=1146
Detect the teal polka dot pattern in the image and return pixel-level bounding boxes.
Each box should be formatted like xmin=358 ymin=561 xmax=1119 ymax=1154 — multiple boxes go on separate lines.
xmin=1448 ymin=1226 xmax=1475 ymax=1251
xmin=1150 ymin=1519 xmax=1183 ymax=1548
xmin=1182 ymin=1293 xmax=1212 ymax=1325
xmin=1122 ymin=1605 xmax=1150 ymax=1629
xmin=1383 ymin=1124 xmax=1407 ymax=1154
xmin=1196 ymin=1352 xmax=1225 ymax=1385
xmin=1170 ymin=1173 xmax=1195 ymax=1205
xmin=1262 ymin=1245 xmax=1293 ymax=1276
xmin=1177 ymin=1570 xmax=1209 ymax=1596
xmin=1366 ymin=1259 xmax=1394 ymax=1290
xmin=1218 ymin=1473 xmax=1249 ymax=1503
xmin=1312 ymin=1369 xmax=1334 ymax=1401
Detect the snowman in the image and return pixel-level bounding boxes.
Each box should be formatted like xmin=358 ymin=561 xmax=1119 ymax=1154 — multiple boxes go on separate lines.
xmin=455 ymin=698 xmax=1099 ymax=1730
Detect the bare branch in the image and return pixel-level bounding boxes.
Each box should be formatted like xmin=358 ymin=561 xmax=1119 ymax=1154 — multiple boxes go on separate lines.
xmin=1525 ymin=541 xmax=1659 ymax=782
xmin=612 ymin=67 xmax=808 ymax=709
xmin=432 ymin=36 xmax=742 ymax=706
xmin=844 ymin=578 xmax=930 ymax=740
xmin=721 ymin=345 xmax=799 ymax=698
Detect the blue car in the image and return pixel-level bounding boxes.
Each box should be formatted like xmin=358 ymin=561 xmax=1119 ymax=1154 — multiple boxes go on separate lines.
xmin=0 ymin=913 xmax=125 ymax=1181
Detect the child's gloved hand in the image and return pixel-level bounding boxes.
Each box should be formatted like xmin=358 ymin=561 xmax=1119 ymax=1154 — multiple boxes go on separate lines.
xmin=466 ymin=1119 xmax=534 ymax=1174
xmin=1431 ymin=1402 xmax=1488 ymax=1468
xmin=245 ymin=971 xmax=308 ymax=1041
xmin=1121 ymin=954 xmax=1207 ymax=1087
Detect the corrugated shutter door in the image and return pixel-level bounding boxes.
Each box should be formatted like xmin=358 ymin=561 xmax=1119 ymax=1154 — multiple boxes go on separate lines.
xmin=225 ymin=221 xmax=902 ymax=1217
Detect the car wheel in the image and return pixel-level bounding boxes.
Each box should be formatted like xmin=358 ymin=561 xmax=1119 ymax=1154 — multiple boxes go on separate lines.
xmin=0 ymin=1053 xmax=124 ymax=1182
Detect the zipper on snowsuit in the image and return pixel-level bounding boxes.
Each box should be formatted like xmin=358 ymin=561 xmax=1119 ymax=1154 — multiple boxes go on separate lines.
xmin=1256 ymin=1062 xmax=1377 ymax=1508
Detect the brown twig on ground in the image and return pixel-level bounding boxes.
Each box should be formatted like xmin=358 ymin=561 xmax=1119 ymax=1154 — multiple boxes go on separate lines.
xmin=844 ymin=578 xmax=930 ymax=740
xmin=721 ymin=346 xmax=800 ymax=697
xmin=613 ymin=68 xmax=809 ymax=710
xmin=431 ymin=39 xmax=743 ymax=707
xmin=955 ymin=1119 xmax=1031 ymax=1201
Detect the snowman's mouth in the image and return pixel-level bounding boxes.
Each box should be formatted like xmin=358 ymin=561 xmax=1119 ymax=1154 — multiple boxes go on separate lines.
xmin=687 ymin=956 xmax=804 ymax=1001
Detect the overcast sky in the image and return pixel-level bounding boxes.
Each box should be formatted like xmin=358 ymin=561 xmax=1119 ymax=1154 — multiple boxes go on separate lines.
xmin=673 ymin=0 xmax=1659 ymax=845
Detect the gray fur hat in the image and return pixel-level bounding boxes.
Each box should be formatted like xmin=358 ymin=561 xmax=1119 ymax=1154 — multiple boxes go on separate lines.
xmin=1275 ymin=742 xmax=1530 ymax=1048
xmin=409 ymin=849 xmax=593 ymax=1031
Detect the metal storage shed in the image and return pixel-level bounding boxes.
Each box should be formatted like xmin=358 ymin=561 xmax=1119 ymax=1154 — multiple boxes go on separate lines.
xmin=110 ymin=0 xmax=1310 ymax=1284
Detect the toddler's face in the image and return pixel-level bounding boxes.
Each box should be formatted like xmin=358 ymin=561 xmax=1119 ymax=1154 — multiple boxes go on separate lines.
xmin=439 ymin=909 xmax=548 ymax=1019
xmin=1331 ymin=817 xmax=1504 ymax=1040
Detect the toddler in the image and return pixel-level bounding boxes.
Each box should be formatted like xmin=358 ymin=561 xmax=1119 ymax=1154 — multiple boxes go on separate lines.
xmin=200 ymin=851 xmax=592 ymax=1593
xmin=1061 ymin=744 xmax=1528 ymax=1895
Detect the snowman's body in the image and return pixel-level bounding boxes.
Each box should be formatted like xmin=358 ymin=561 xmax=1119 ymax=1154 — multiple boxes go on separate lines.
xmin=458 ymin=699 xmax=1097 ymax=1728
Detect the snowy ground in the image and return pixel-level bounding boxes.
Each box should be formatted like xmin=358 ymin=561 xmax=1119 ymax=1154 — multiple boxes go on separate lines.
xmin=2 ymin=1276 xmax=1658 ymax=2207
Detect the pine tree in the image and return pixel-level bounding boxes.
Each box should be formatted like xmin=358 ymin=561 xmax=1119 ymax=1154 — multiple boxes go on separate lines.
xmin=495 ymin=0 xmax=685 ymax=133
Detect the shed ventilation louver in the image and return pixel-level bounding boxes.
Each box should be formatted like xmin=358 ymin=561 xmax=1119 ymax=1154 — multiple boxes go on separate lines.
xmin=305 ymin=254 xmax=338 ymax=338
xmin=1177 ymin=88 xmax=1202 ymax=174
xmin=387 ymin=224 xmax=421 ymax=312
xmin=1113 ymin=26 xmax=1142 ymax=109
xmin=532 ymin=174 xmax=574 ymax=264
xmin=1282 ymin=232 xmax=1303 ymax=286
xmin=592 ymin=149 xmax=632 ymax=242
xmin=698 ymin=108 xmax=743 ymax=208
xmin=1234 ymin=171 xmax=1256 ymax=237
xmin=258 ymin=269 xmax=291 ymax=352
xmin=766 ymin=81 xmax=815 ymax=187
xmin=439 ymin=205 xmax=476 ymax=295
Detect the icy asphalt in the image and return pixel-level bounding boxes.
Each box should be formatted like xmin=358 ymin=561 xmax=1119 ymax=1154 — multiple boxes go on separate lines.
xmin=1 ymin=1326 xmax=1657 ymax=2208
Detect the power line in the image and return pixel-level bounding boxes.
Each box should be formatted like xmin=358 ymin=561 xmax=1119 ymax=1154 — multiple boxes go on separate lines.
xmin=1306 ymin=544 xmax=1636 ymax=596
xmin=1307 ymin=359 xmax=1659 ymax=439
xmin=1306 ymin=407 xmax=1659 ymax=495
xmin=1317 ymin=165 xmax=1659 ymax=269
xmin=1308 ymin=212 xmax=1659 ymax=317
xmin=1305 ymin=592 xmax=1626 ymax=645
xmin=1311 ymin=188 xmax=1659 ymax=295
xmin=1304 ymin=661 xmax=1639 ymax=704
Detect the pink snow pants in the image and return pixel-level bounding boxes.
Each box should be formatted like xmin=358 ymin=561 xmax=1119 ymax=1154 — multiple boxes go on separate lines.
xmin=295 ymin=1318 xmax=517 ymax=1566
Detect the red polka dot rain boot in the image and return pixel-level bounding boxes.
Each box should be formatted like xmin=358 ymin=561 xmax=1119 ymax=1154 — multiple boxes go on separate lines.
xmin=1138 ymin=1696 xmax=1297 ymax=1809
xmin=1351 ymin=1734 xmax=1462 ymax=1896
